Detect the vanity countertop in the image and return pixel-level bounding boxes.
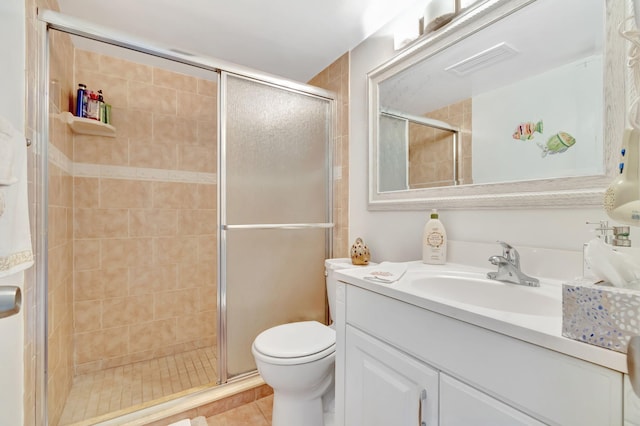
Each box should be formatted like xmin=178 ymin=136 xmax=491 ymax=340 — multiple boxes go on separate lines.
xmin=336 ymin=261 xmax=628 ymax=374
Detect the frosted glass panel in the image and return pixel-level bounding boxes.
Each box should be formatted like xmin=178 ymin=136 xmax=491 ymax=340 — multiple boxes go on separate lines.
xmin=379 ymin=114 xmax=408 ymax=192
xmin=226 ymin=229 xmax=326 ymax=377
xmin=225 ymin=75 xmax=330 ymax=224
xmin=222 ymin=74 xmax=332 ymax=379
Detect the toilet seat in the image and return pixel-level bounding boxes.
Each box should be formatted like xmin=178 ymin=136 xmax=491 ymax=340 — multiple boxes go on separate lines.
xmin=253 ymin=321 xmax=336 ymax=365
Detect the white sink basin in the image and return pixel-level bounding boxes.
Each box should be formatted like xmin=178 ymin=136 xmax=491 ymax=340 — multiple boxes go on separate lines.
xmin=405 ymin=272 xmax=561 ymax=317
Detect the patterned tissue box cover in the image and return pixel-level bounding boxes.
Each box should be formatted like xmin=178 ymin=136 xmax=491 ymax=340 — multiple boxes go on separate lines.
xmin=562 ymin=281 xmax=640 ymax=353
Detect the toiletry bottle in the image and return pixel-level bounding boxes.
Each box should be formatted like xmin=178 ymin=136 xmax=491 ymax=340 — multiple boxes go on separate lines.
xmin=76 ymin=83 xmax=87 ymax=117
xmin=423 ymin=209 xmax=447 ymax=264
xmin=97 ymin=90 xmax=105 ymax=123
xmin=86 ymin=91 xmax=100 ymax=120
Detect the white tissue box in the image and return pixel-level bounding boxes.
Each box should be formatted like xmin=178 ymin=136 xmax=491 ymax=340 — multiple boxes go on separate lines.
xmin=562 ymin=280 xmax=640 ymax=353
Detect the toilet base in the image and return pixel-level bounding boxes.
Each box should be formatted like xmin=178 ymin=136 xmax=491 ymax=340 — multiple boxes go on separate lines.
xmin=272 ymin=389 xmax=335 ymax=426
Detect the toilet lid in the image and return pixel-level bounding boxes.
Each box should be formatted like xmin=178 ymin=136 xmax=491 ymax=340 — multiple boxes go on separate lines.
xmin=253 ymin=321 xmax=336 ymax=358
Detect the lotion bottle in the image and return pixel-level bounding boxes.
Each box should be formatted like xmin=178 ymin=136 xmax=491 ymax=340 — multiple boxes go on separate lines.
xmin=423 ymin=209 xmax=447 ymax=264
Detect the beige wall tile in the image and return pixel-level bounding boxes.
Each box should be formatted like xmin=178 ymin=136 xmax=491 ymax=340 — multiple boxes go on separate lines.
xmin=129 ymin=208 xmax=177 ymax=237
xmin=74 ymin=177 xmax=99 ymax=208
xmin=102 ymin=295 xmax=154 ymax=328
xmin=129 ymin=319 xmax=176 ymax=353
xmin=74 ymin=239 xmax=101 ymax=271
xmin=74 ymin=300 xmax=102 ymax=332
xmin=196 ymin=120 xmax=217 ymax=146
xmin=178 ymin=209 xmax=216 ymax=236
xmin=129 ymin=264 xmax=177 ymax=295
xmin=154 ymin=289 xmax=199 ymax=320
xmin=152 ymin=113 xmax=197 ymax=146
xmin=99 ymin=54 xmax=153 ymax=82
xmin=74 ymin=208 xmax=129 ymax=238
xmin=129 ymin=140 xmax=178 ymax=169
xmin=100 ymin=179 xmax=153 ymax=208
xmin=75 ymin=326 xmax=128 ymax=364
xmin=176 ymin=90 xmax=216 ymax=121
xmin=73 ymin=135 xmax=129 ymax=165
xmin=101 ymin=238 xmax=154 ymax=269
xmin=197 ymin=236 xmax=216 ymax=263
xmin=74 ymin=267 xmax=129 ymax=301
xmin=111 ymin=107 xmax=153 ymax=142
xmin=195 ymin=184 xmax=216 ymax=209
xmin=178 ymin=144 xmax=216 ymax=173
xmin=155 ymin=236 xmax=199 ymax=264
xmin=197 ymin=78 xmax=217 ymax=96
xmin=152 ymin=181 xmax=197 ymax=209
xmin=153 ymin=68 xmax=198 ymax=93
xmin=129 ymin=83 xmax=177 ymax=115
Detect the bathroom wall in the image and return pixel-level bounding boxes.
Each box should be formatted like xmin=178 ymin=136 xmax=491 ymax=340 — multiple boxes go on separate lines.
xmin=71 ymin=49 xmax=218 ymax=375
xmin=349 ymin=1 xmax=608 ymax=263
xmin=47 ymin=26 xmax=76 ymax=426
xmin=0 ymin=2 xmax=27 ymax=426
xmin=308 ymin=52 xmax=350 ymax=257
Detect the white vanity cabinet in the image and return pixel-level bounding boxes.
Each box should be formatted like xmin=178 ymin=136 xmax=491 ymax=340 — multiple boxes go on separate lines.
xmin=345 ymin=325 xmax=438 ymax=426
xmin=337 ymin=284 xmax=624 ymax=426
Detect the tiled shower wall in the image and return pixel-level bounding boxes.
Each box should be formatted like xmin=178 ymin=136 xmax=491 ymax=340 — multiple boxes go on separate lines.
xmin=308 ymin=53 xmax=350 ymax=257
xmin=71 ymin=50 xmax=218 ymax=376
xmin=412 ymin=99 xmax=472 ymax=187
xmin=47 ymin=24 xmax=76 ymax=426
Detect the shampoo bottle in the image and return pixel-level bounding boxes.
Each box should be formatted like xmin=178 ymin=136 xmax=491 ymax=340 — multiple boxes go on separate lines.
xmin=423 ymin=209 xmax=447 ymax=264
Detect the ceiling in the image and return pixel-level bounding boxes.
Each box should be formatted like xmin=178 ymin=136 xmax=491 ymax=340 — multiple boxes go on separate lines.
xmin=56 ymin=0 xmax=420 ymax=82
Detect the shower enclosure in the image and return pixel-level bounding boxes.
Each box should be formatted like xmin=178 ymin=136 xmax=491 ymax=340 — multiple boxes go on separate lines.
xmin=39 ymin=10 xmax=334 ymax=425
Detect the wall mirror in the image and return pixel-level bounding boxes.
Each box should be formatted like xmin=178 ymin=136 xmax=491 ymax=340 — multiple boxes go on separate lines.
xmin=368 ymin=0 xmax=625 ymax=210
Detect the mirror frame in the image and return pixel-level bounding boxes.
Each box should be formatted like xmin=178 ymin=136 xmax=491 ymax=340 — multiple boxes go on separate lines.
xmin=368 ymin=0 xmax=625 ymax=210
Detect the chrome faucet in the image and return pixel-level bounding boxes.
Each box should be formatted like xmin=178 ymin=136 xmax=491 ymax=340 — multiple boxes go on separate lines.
xmin=487 ymin=241 xmax=540 ymax=287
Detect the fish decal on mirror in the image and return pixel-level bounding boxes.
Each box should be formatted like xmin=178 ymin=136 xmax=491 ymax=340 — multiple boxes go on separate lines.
xmin=537 ymin=131 xmax=576 ymax=157
xmin=512 ymin=120 xmax=543 ymax=141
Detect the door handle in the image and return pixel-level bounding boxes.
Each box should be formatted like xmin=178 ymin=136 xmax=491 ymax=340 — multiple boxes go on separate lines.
xmin=418 ymin=389 xmax=427 ymax=426
xmin=629 ymin=335 xmax=640 ymax=398
xmin=0 ymin=286 xmax=21 ymax=319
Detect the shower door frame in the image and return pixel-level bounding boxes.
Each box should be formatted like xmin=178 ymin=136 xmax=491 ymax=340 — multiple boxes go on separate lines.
xmin=36 ymin=8 xmax=336 ymax=423
xmin=217 ymin=71 xmax=335 ymax=383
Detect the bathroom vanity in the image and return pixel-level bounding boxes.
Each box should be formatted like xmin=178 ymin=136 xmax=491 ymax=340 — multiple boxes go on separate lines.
xmin=333 ymin=262 xmax=635 ymax=426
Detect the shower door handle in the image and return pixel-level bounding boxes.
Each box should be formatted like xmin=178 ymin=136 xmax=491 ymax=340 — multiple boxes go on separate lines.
xmin=222 ymin=223 xmax=334 ymax=230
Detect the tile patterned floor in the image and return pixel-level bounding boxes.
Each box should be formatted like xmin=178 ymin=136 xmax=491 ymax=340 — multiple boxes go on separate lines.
xmin=59 ymin=347 xmax=218 ymax=425
xmin=206 ymin=395 xmax=273 ymax=426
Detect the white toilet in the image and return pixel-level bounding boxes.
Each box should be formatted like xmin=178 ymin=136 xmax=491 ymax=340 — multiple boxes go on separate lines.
xmin=251 ymin=258 xmax=363 ymax=426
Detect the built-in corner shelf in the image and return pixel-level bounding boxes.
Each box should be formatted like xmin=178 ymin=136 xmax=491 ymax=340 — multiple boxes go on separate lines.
xmin=61 ymin=111 xmax=116 ymax=138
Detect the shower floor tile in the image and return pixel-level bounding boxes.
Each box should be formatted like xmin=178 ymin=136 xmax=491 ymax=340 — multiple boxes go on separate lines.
xmin=59 ymin=346 xmax=218 ymax=425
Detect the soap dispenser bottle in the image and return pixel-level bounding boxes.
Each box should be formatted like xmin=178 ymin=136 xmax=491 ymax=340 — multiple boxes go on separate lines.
xmin=423 ymin=209 xmax=447 ymax=264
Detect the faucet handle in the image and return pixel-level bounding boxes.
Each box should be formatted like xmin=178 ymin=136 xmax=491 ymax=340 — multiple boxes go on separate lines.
xmin=495 ymin=240 xmax=520 ymax=268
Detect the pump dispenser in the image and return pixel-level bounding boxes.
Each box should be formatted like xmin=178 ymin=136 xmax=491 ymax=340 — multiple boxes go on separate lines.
xmin=422 ymin=209 xmax=447 ymax=264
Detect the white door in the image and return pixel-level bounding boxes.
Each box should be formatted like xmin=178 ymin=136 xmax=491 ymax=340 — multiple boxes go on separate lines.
xmin=440 ymin=374 xmax=545 ymax=426
xmin=345 ymin=325 xmax=439 ymax=426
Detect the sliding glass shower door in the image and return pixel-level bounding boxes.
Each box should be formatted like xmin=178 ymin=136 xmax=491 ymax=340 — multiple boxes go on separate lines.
xmin=219 ymin=73 xmax=334 ymax=380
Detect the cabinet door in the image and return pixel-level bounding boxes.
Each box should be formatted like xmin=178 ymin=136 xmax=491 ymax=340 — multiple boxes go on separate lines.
xmin=440 ymin=374 xmax=545 ymax=426
xmin=345 ymin=325 xmax=439 ymax=426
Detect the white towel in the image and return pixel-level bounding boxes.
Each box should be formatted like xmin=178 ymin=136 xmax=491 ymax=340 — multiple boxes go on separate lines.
xmin=0 ymin=116 xmax=18 ymax=185
xmin=364 ymin=261 xmax=408 ymax=283
xmin=0 ymin=117 xmax=33 ymax=278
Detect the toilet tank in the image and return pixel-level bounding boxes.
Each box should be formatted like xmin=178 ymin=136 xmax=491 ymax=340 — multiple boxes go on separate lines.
xmin=325 ymin=258 xmax=375 ymax=323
